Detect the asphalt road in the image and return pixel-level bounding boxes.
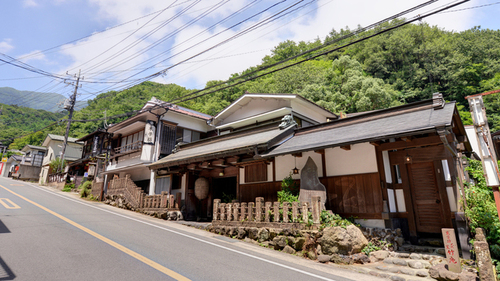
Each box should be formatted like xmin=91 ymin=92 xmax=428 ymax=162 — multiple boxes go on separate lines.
xmin=0 ymin=176 xmax=385 ymax=281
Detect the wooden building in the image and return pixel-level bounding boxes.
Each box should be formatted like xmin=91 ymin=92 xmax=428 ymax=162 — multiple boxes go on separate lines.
xmin=149 ymin=93 xmax=472 ymax=242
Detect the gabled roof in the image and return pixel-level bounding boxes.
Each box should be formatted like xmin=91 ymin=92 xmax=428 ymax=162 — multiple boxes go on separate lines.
xmin=148 ymin=123 xmax=296 ymax=169
xmin=21 ymin=145 xmax=47 ymax=152
xmin=142 ymin=97 xmax=211 ymax=120
xmin=76 ymin=128 xmax=109 ymax=142
xmin=263 ymin=97 xmax=466 ymax=158
xmin=213 ymin=93 xmax=337 ymax=123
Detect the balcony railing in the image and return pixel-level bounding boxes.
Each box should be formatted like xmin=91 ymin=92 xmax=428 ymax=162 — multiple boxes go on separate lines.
xmin=111 ymin=141 xmax=143 ymax=159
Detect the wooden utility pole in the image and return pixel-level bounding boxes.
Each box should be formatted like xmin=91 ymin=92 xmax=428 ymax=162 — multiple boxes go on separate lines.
xmin=60 ymin=70 xmax=82 ymax=172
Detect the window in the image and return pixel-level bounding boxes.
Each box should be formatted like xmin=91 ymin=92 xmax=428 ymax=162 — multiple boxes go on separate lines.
xmin=172 ymin=174 xmax=181 ymax=190
xmin=155 ymin=176 xmax=171 ymax=194
xmin=176 ymin=127 xmax=201 ymax=144
xmin=393 ymin=165 xmax=402 ymax=184
xmin=245 ymin=162 xmax=268 ymax=183
xmin=120 ymin=130 xmax=144 ymax=152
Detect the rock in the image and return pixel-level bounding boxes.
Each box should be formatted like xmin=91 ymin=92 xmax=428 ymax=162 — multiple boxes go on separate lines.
xmin=287 ymin=236 xmax=296 ymax=247
xmin=306 ymin=251 xmax=317 ymax=260
xmin=400 ymin=268 xmax=414 ymax=276
xmin=282 ymin=245 xmax=296 ymax=255
xmin=429 ymin=264 xmax=459 ymax=281
xmin=390 ymin=276 xmax=406 ymax=281
xmin=351 ymin=253 xmax=370 ymax=264
xmin=273 ymin=236 xmax=288 ymax=249
xmin=397 ymin=253 xmax=410 ymax=258
xmin=320 ymin=225 xmax=368 ymax=255
xmin=383 ymin=258 xmax=394 ymax=264
xmin=257 ymin=228 xmax=269 ymax=242
xmin=416 ymin=270 xmax=429 ymax=277
xmin=409 ymin=253 xmax=422 ymax=260
xmin=370 ymin=250 xmax=390 ymax=261
xmin=436 ymin=248 xmax=446 ymax=255
xmin=392 ymin=258 xmax=408 ymax=266
xmin=376 ymin=265 xmax=390 ymax=271
xmin=369 ymin=256 xmax=379 ymax=263
xmin=268 ymin=228 xmax=280 ymax=240
xmin=421 ymin=261 xmax=431 ymax=269
xmin=260 ymin=241 xmax=270 ymax=248
xmin=316 ymin=244 xmax=322 ymax=255
xmin=318 ymin=254 xmax=330 ymax=263
xmin=282 ymin=228 xmax=293 ymax=236
xmin=408 ymin=260 xmax=423 ymax=269
xmin=237 ymin=227 xmax=246 ymax=239
xmin=294 ymin=237 xmax=306 ymax=251
xmin=389 ymin=267 xmax=401 ymax=273
xmin=330 ymin=254 xmax=344 ymax=264
xmin=248 ymin=227 xmax=259 ymax=240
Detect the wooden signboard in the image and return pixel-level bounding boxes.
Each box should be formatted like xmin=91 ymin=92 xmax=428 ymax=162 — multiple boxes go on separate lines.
xmin=442 ymin=228 xmax=461 ymax=273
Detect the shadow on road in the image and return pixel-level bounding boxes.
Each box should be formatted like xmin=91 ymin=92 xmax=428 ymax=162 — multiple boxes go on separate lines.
xmin=0 ymin=220 xmax=10 ymax=234
xmin=0 ymin=255 xmax=15 ymax=280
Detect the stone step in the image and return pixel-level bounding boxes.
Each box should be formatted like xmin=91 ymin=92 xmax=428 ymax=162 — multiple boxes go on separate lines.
xmin=398 ymin=244 xmax=445 ymax=256
xmin=355 ymin=264 xmax=435 ymax=281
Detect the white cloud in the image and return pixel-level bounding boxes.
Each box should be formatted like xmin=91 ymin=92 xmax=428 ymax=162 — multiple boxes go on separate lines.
xmin=53 ymin=0 xmax=480 ymax=94
xmin=17 ymin=50 xmax=46 ymax=63
xmin=23 ymin=0 xmax=38 ymax=7
xmin=0 ymin=39 xmax=14 ymax=53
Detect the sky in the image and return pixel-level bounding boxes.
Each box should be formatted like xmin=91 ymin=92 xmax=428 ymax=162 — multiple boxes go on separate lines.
xmin=0 ymin=0 xmax=499 ymax=110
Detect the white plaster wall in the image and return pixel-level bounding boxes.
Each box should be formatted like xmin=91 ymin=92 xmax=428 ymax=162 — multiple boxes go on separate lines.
xmin=275 ymin=151 xmax=323 ymax=181
xmin=42 ymin=141 xmax=82 ymax=166
xmin=220 ymin=98 xmax=290 ymax=125
xmin=465 ymin=126 xmax=480 ymax=155
xmin=239 ymin=168 xmax=245 ymax=184
xmin=291 ymin=100 xmax=329 ymax=123
xmin=325 ymin=143 xmax=378 ymax=177
xmin=267 ymin=162 xmax=273 ymax=182
xmin=395 ymin=189 xmax=406 ymax=212
xmin=354 ymin=219 xmax=385 ymax=229
xmin=163 ymin=111 xmax=211 ymax=132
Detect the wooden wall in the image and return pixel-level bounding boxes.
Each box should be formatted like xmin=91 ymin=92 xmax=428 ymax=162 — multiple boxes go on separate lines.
xmin=239 ymin=172 xmax=383 ymax=219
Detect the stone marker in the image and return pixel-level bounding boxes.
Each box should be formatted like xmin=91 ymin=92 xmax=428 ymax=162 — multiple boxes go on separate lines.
xmin=474 ymin=228 xmax=495 ymax=281
xmin=299 ymin=157 xmax=327 ymax=209
xmin=441 ymin=228 xmax=461 ymax=273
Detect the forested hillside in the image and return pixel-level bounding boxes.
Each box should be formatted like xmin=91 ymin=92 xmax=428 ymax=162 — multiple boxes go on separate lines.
xmin=0 ymin=87 xmax=87 ymax=112
xmin=0 ymin=104 xmax=65 ymax=148
xmin=5 ymin=21 xmax=500 ymax=147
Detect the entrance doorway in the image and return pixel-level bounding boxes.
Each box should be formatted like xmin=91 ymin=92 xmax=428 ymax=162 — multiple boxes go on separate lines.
xmin=407 ymin=161 xmax=448 ymax=233
xmin=212 ymin=177 xmax=237 ymax=203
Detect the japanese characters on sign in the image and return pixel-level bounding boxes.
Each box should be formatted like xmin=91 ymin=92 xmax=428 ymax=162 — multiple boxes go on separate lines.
xmin=441 ymin=228 xmax=461 ymax=273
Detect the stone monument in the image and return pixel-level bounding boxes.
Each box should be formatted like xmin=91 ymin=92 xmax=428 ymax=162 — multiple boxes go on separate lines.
xmin=298 ymin=157 xmax=327 ymax=210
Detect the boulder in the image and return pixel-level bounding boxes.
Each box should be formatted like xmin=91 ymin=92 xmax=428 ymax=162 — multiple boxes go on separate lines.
xmin=318 ymin=255 xmax=330 ymax=263
xmin=248 ymin=227 xmax=259 ymax=240
xmin=369 ymin=250 xmax=390 ymax=261
xmin=320 ymin=225 xmax=368 ymax=255
xmin=273 ymin=236 xmax=288 ymax=250
xmin=282 ymin=245 xmax=296 ymax=255
xmin=294 ymin=237 xmax=306 ymax=251
xmin=351 ymin=253 xmax=370 ymax=264
xmin=257 ymin=228 xmax=269 ymax=242
xmin=237 ymin=227 xmax=247 ymax=239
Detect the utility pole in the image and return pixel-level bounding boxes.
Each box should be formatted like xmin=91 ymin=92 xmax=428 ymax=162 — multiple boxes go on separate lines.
xmin=60 ymin=70 xmax=82 ymax=173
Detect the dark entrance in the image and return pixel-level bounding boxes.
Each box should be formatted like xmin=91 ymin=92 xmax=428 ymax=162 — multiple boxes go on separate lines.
xmin=212 ymin=177 xmax=237 ymax=203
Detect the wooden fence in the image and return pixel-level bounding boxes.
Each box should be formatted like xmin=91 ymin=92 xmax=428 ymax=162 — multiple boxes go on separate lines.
xmin=213 ymin=196 xmax=322 ymax=226
xmin=106 ymin=175 xmax=179 ymax=211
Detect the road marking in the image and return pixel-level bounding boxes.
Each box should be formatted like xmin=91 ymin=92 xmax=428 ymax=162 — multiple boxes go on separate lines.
xmin=0 ymin=198 xmax=20 ymax=209
xmin=23 ymin=182 xmax=336 ymax=281
xmin=0 ymin=184 xmax=190 ymax=281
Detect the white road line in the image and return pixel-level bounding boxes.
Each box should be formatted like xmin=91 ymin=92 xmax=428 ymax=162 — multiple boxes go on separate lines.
xmin=20 ymin=181 xmax=336 ymax=281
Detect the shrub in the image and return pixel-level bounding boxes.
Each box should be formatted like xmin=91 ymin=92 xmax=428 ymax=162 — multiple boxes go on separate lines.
xmin=62 ymin=183 xmax=74 ymax=192
xmin=319 ymin=210 xmax=352 ymax=229
xmin=464 ymin=158 xmax=500 ymax=279
xmin=49 ymin=158 xmax=66 ymax=173
xmin=361 ymin=242 xmax=380 ymax=255
xmin=278 ymin=174 xmax=299 ymax=203
xmin=79 ymin=181 xmax=92 ymax=198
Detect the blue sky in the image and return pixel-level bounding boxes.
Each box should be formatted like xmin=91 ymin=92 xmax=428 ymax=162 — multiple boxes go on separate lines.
xmin=0 ymin=0 xmax=499 ymax=110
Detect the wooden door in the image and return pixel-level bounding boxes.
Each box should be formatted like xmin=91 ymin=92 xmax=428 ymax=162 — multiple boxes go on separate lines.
xmin=407 ymin=162 xmax=447 ymax=233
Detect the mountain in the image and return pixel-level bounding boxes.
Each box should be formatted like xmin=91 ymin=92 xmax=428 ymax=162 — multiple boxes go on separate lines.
xmin=0 ymin=87 xmax=86 ymax=112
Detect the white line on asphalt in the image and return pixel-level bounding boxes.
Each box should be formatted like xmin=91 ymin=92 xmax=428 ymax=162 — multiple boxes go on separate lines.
xmin=22 ymin=182 xmax=336 ymax=281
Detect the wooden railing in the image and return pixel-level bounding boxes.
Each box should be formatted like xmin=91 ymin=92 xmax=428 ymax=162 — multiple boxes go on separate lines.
xmin=112 ymin=141 xmax=143 ymax=158
xmin=213 ymin=196 xmax=322 ymax=225
xmin=107 ymin=175 xmax=179 ymax=211
xmin=48 ymin=173 xmax=67 ymax=183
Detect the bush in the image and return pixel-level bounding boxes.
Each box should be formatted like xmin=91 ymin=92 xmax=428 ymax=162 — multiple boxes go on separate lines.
xmin=79 ymin=181 xmax=92 ymax=198
xmin=278 ymin=174 xmax=299 ymax=203
xmin=464 ymin=158 xmax=500 ymax=279
xmin=49 ymin=158 xmax=66 ymax=173
xmin=319 ymin=210 xmax=352 ymax=229
xmin=62 ymin=183 xmax=74 ymax=192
